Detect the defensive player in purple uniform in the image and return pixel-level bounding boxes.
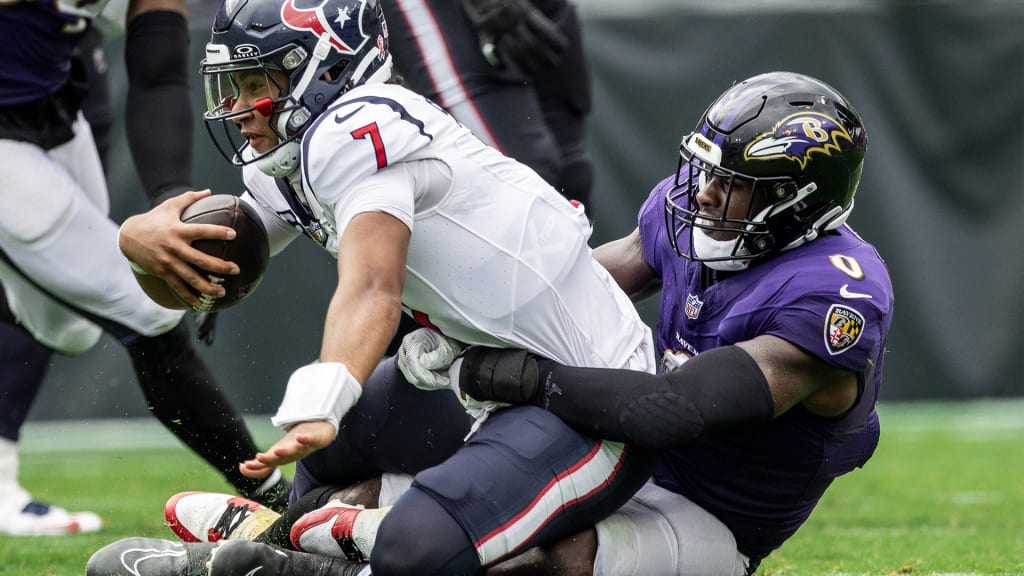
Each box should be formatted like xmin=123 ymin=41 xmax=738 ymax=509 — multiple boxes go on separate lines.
xmin=102 ymin=0 xmax=655 ymax=574
xmin=436 ymin=71 xmax=893 ymax=575
xmin=0 ymin=0 xmax=290 ymax=536
xmin=382 ymin=0 xmax=592 ymax=205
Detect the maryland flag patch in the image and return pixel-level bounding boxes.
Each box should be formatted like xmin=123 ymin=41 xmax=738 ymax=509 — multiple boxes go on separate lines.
xmin=824 ymin=304 xmax=865 ymax=355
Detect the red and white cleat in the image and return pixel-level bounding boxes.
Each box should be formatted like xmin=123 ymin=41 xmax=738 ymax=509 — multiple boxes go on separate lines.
xmin=165 ymin=491 xmax=279 ymax=543
xmin=290 ymin=501 xmax=386 ymax=563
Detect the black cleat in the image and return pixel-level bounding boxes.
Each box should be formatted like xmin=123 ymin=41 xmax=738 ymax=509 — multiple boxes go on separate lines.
xmin=87 ymin=536 xmax=365 ymax=576
xmin=208 ymin=540 xmax=367 ymax=576
xmin=86 ymin=537 xmax=213 ymax=576
xmin=207 ymin=540 xmax=290 ymax=575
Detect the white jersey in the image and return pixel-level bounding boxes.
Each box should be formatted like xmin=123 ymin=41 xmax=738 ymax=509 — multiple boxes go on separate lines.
xmin=243 ymin=83 xmax=652 ymax=371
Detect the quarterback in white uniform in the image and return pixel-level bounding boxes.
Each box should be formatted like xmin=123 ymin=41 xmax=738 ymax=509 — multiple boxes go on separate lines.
xmin=116 ymin=0 xmax=654 ymax=574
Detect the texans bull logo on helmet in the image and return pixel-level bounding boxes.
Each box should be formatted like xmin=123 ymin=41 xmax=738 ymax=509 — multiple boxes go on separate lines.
xmin=280 ymin=0 xmax=375 ymax=55
xmin=743 ymin=111 xmax=854 ymax=170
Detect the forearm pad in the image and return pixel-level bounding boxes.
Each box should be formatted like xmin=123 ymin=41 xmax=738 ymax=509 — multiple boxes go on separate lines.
xmin=459 ymin=347 xmax=543 ymax=404
xmin=125 ymin=11 xmax=193 ymax=204
xmin=460 ymin=345 xmax=774 ymax=449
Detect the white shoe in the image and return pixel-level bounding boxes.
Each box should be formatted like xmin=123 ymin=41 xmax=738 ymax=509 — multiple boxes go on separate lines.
xmin=164 ymin=491 xmax=280 ymax=543
xmin=0 ymin=499 xmax=102 ymax=536
xmin=0 ymin=439 xmax=102 ymax=536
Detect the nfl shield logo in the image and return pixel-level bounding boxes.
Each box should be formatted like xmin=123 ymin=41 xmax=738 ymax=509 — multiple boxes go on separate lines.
xmin=824 ymin=304 xmax=865 ymax=355
xmin=685 ymin=294 xmax=703 ymax=319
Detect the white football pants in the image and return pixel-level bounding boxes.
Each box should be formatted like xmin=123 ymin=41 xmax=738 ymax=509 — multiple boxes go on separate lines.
xmin=0 ymin=112 xmax=182 ymax=353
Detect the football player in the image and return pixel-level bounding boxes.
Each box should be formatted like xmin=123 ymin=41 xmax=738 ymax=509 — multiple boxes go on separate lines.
xmin=0 ymin=0 xmax=290 ymax=535
xmin=114 ymin=0 xmax=658 ymax=573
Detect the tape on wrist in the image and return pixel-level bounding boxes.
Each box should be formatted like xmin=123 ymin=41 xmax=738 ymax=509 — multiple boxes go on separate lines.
xmin=271 ymin=362 xmax=362 ymax=433
xmin=127 ymin=259 xmax=149 ymax=276
xmin=117 ymin=223 xmax=149 ymax=276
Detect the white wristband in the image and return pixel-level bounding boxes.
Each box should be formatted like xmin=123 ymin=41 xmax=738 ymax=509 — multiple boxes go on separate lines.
xmin=271 ymin=362 xmax=362 ymax=434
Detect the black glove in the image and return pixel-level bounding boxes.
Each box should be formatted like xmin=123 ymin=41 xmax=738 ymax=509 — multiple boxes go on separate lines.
xmin=462 ymin=0 xmax=568 ymax=78
xmin=193 ymin=311 xmax=219 ymax=346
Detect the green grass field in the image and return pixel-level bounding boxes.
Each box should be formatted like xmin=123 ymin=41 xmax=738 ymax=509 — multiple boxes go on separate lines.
xmin=3 ymin=400 xmax=1022 ymax=576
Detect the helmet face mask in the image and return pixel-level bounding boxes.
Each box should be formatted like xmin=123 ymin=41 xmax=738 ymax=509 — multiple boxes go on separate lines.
xmin=200 ymin=0 xmax=392 ymax=175
xmin=203 ymin=56 xmax=300 ymax=167
xmin=665 ymin=72 xmax=867 ymax=270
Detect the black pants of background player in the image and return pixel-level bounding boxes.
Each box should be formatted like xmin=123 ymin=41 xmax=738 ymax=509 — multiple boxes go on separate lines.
xmin=383 ymin=0 xmax=593 ymax=206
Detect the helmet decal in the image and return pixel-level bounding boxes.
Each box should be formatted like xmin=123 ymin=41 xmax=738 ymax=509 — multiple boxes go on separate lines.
xmin=280 ymin=0 xmax=366 ymax=55
xmin=744 ymin=112 xmax=853 ymax=170
xmin=233 ymin=43 xmax=261 ymax=58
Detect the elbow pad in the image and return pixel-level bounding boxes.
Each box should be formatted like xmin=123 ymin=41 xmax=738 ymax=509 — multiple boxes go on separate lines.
xmin=619 ymin=346 xmax=774 ymax=449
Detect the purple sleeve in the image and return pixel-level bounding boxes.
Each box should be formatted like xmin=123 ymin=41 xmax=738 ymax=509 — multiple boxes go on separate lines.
xmin=764 ymin=294 xmax=888 ymax=373
xmin=637 ymin=175 xmax=677 ymax=277
xmin=716 ymin=239 xmax=894 ymax=374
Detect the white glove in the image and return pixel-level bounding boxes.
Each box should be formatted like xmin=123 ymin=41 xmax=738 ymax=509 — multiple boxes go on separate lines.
xmin=397 ymin=327 xmax=467 ymax=391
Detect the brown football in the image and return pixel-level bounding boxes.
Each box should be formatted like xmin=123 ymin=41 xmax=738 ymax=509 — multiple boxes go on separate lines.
xmin=179 ymin=195 xmax=270 ymax=312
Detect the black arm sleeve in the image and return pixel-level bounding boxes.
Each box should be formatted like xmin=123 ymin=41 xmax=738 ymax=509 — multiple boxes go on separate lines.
xmin=460 ymin=345 xmax=775 ymax=449
xmin=125 ymin=11 xmax=193 ymax=205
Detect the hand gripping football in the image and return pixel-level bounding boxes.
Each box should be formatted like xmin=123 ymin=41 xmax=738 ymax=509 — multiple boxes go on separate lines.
xmin=180 ymin=195 xmax=270 ymax=312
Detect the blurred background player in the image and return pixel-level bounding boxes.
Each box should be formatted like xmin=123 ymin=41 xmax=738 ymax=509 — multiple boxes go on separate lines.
xmin=383 ymin=0 xmax=592 ymax=205
xmin=0 ymin=0 xmax=289 ymax=535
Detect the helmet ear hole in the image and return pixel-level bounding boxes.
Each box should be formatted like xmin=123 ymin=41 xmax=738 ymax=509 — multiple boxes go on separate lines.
xmin=324 ymin=60 xmax=352 ymax=83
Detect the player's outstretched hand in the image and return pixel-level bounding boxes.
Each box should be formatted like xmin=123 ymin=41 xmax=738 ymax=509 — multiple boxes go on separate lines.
xmin=239 ymin=420 xmax=337 ymax=479
xmin=462 ymin=0 xmax=567 ymax=78
xmin=119 ymin=189 xmax=239 ymax=308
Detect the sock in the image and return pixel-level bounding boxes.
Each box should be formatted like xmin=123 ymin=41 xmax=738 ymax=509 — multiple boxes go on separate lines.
xmin=0 ymin=438 xmax=31 ymax=516
xmin=348 ymin=503 xmax=390 ymax=559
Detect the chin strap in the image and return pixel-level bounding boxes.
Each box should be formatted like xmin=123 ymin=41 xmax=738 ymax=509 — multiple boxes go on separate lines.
xmin=256 ymin=141 xmax=301 ymax=177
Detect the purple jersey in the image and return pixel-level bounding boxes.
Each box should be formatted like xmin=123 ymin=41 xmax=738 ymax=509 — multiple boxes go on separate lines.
xmin=0 ymin=2 xmax=94 ymax=105
xmin=638 ymin=174 xmax=894 ymax=564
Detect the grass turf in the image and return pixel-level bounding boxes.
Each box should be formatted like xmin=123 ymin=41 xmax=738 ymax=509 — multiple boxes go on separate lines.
xmin=3 ymin=400 xmax=1022 ymax=576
